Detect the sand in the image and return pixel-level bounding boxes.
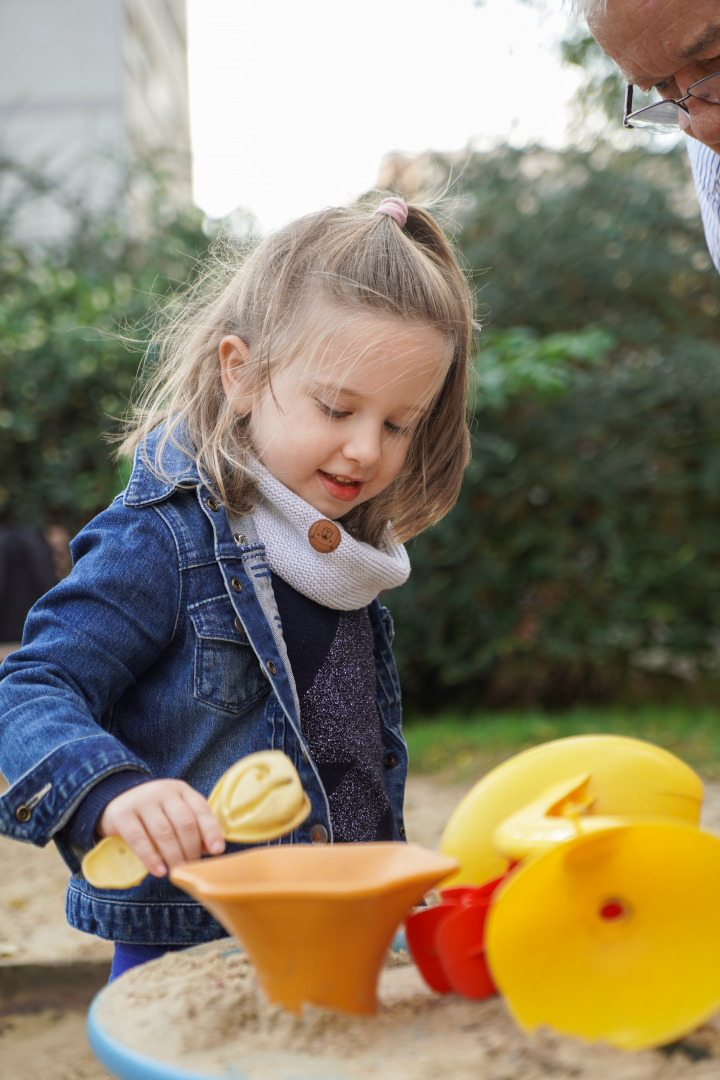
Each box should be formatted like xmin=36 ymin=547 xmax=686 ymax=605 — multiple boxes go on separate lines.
xmin=92 ymin=936 xmax=720 ymax=1080
xmin=5 ymin=775 xmax=720 ymax=1079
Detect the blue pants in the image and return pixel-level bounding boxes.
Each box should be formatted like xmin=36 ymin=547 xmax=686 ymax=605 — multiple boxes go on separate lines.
xmin=110 ymin=941 xmax=186 ymax=981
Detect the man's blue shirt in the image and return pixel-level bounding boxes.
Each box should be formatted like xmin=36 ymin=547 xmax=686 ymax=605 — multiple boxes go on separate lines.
xmin=688 ymin=140 xmax=720 ymax=275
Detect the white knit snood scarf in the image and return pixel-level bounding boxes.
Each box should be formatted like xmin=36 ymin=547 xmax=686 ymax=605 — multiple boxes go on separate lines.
xmin=246 ymin=458 xmax=410 ymax=611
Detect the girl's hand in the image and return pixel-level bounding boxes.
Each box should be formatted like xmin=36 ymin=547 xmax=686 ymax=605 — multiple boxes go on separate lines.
xmin=97 ymin=780 xmax=225 ymax=878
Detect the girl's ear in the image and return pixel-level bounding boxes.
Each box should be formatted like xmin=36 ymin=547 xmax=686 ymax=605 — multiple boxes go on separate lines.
xmin=219 ymin=335 xmax=253 ymax=413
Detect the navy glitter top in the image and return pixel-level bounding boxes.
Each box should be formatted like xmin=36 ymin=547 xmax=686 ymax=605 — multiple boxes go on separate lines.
xmin=271 ymin=573 xmax=394 ymax=843
xmin=62 ymin=571 xmax=395 ymax=851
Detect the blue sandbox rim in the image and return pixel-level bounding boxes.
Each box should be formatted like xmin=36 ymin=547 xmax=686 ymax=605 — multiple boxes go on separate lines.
xmin=87 ymin=930 xmax=407 ymax=1080
xmin=88 ymin=998 xmax=223 ymax=1080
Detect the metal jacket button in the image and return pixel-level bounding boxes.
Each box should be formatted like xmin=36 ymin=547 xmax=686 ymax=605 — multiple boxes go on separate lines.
xmin=206 ymin=497 xmax=219 ymax=512
xmin=383 ymin=752 xmax=398 ymax=769
xmin=310 ymin=824 xmax=328 ymax=844
xmin=231 ymin=578 xmax=242 ymax=593
xmin=265 ymin=660 xmax=276 ymax=675
xmin=234 ymin=616 xmax=243 ymax=634
xmin=15 ymin=805 xmax=31 ymax=822
xmin=233 ymin=533 xmax=247 ymax=545
xmin=398 ymin=824 xmax=407 ymax=840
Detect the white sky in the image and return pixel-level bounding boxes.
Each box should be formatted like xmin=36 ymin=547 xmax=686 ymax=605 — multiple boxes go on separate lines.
xmin=186 ymin=0 xmax=583 ymax=234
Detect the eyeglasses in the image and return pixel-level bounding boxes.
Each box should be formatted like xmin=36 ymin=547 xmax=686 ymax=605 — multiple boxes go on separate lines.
xmin=623 ymin=70 xmax=720 ymax=133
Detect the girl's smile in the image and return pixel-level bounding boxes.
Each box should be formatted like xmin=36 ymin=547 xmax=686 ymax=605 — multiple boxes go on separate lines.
xmin=318 ymin=471 xmax=363 ymax=502
xmin=220 ymin=307 xmax=451 ymax=520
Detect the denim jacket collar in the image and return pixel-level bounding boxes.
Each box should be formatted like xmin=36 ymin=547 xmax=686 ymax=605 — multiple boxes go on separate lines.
xmin=124 ymin=427 xmax=203 ymax=508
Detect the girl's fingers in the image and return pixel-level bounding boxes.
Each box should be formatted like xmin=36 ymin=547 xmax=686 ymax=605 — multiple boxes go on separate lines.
xmin=140 ymin=798 xmax=203 ymax=870
xmin=115 ymin=819 xmax=168 ymax=878
xmin=181 ymin=789 xmax=225 ymax=856
xmin=97 ymin=780 xmax=224 ymax=878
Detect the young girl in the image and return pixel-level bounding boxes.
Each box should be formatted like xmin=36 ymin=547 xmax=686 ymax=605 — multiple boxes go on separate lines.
xmin=0 ymin=195 xmax=474 ymax=979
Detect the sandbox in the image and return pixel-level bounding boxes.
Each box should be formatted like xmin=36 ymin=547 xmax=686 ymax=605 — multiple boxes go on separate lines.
xmin=89 ymin=937 xmax=720 ymax=1080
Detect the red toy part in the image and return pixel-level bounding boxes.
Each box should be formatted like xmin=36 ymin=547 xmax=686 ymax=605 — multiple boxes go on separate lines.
xmin=405 ymin=875 xmax=507 ymax=1000
xmin=404 ymin=904 xmax=454 ymax=993
xmin=435 ymin=903 xmax=495 ymax=999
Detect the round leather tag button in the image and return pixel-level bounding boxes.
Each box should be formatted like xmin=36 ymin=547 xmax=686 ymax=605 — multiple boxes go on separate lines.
xmin=308 ymin=519 xmax=342 ymax=553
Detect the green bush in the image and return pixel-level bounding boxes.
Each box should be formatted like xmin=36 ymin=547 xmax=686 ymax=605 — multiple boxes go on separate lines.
xmin=385 ymin=144 xmax=720 ymax=709
xmin=390 ymin=333 xmax=720 ymax=707
xmin=451 ymin=144 xmax=719 ymax=345
xmin=0 ymin=165 xmax=214 ymax=533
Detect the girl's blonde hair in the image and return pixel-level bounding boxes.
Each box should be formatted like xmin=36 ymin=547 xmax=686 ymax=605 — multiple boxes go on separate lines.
xmin=120 ymin=197 xmax=476 ymax=546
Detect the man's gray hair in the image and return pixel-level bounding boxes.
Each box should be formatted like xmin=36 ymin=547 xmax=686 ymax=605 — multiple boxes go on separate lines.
xmin=565 ymin=0 xmax=607 ymax=22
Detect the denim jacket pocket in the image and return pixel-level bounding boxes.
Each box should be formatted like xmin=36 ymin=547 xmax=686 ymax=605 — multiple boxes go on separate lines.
xmin=189 ymin=596 xmax=267 ymax=714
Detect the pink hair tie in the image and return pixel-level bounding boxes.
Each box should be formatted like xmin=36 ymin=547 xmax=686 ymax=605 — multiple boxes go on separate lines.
xmin=374 ymin=197 xmax=408 ymax=228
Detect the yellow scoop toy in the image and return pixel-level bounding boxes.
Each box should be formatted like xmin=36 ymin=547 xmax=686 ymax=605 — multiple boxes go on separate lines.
xmin=81 ymin=750 xmax=311 ymax=889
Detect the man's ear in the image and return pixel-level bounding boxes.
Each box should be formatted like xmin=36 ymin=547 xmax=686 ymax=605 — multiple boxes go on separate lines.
xmin=219 ymin=335 xmax=253 ymax=413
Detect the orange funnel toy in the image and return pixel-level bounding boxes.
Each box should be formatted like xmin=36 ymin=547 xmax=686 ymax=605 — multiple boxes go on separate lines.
xmin=170 ymin=842 xmax=457 ymax=1016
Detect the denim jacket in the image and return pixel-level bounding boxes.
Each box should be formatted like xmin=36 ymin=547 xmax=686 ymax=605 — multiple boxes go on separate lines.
xmin=0 ymin=432 xmax=408 ymax=945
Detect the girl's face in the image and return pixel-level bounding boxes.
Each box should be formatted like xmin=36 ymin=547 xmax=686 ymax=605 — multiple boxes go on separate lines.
xmin=220 ymin=307 xmax=451 ymax=520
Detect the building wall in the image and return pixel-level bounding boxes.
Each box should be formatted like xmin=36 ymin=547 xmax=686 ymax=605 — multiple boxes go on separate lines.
xmin=123 ymin=0 xmax=192 ymax=210
xmin=0 ymin=0 xmax=192 ymax=240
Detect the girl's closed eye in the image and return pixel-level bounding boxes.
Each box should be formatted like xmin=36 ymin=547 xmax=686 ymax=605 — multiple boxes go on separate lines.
xmin=384 ymin=419 xmax=413 ymax=437
xmin=316 ymin=397 xmax=412 ymax=436
xmin=315 ymin=398 xmax=350 ymax=420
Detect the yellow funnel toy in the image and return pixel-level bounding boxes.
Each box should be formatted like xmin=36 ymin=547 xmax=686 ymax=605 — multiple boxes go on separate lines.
xmin=170 ymin=842 xmax=458 ymax=1015
xmin=440 ymin=734 xmax=703 ymax=887
xmin=485 ymin=822 xmax=720 ymax=1050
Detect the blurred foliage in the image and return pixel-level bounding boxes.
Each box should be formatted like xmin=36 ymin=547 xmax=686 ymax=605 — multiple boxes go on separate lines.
xmin=455 ymin=144 xmax=719 ymax=343
xmin=3 ymin=137 xmax=720 ymax=708
xmin=388 ymin=144 xmax=720 ymax=709
xmin=0 ymin=160 xmax=217 ymax=532
xmin=559 ymin=31 xmax=626 ymax=127
xmin=391 ymin=336 xmax=720 ymax=707
xmin=477 ymin=326 xmax=614 ymax=407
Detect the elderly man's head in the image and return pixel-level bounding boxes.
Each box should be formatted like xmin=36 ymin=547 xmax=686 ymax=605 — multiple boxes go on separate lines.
xmin=584 ymin=0 xmax=720 ymax=154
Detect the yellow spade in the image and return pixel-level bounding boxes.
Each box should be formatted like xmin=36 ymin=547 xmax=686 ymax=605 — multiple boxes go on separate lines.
xmin=485 ymin=822 xmax=720 ymax=1050
xmin=81 ymin=750 xmax=311 ymax=889
xmin=440 ymin=735 xmax=703 ymax=887
xmin=492 ymin=771 xmax=701 ymax=864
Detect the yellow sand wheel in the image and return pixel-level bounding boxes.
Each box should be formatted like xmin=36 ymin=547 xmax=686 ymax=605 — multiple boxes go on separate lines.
xmin=485 ymin=822 xmax=720 ymax=1050
xmin=440 ymin=734 xmax=703 ymax=887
